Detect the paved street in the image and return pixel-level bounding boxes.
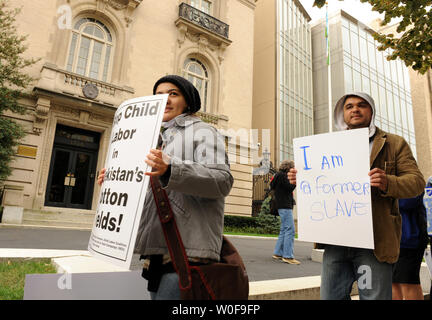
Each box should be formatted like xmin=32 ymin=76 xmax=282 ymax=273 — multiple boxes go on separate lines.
xmin=0 ymin=225 xmax=322 ymax=282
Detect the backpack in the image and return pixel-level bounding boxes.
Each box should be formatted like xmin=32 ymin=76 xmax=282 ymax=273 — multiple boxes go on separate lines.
xmin=268 ymin=189 xmax=278 ymax=216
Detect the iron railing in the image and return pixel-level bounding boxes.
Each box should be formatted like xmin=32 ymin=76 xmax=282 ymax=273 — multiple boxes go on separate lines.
xmin=252 ymin=165 xmax=276 ymax=216
xmin=178 ymin=2 xmax=229 ymax=39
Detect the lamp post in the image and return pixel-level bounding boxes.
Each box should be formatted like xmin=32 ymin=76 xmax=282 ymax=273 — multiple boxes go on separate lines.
xmin=262 ymin=148 xmax=271 ymax=183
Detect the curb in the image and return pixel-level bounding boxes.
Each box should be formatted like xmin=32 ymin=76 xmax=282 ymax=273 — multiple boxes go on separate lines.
xmin=0 ymin=223 xmax=92 ymax=231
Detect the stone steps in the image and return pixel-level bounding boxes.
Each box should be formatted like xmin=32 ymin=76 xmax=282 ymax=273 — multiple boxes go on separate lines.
xmin=21 ymin=209 xmax=95 ymax=230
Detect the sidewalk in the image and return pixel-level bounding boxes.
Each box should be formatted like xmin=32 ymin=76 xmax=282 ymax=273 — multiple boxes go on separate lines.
xmin=0 ymin=223 xmax=325 ymax=299
xmin=2 ymin=223 xmax=429 ymax=299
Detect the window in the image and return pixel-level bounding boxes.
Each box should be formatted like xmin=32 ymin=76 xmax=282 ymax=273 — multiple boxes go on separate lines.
xmin=350 ymin=31 xmax=360 ymax=59
xmin=353 ymin=70 xmax=361 ymax=91
xmin=66 ymin=18 xmax=113 ymax=82
xmin=344 ymin=64 xmax=353 ymax=91
xmin=190 ymin=0 xmax=212 ymax=14
xmin=367 ymin=41 xmax=376 ymax=71
xmin=183 ymin=58 xmax=210 ymax=112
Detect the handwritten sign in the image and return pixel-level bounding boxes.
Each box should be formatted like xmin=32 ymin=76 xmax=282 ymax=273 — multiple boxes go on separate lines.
xmin=424 ymin=187 xmax=432 ymax=236
xmin=424 ymin=247 xmax=432 ymax=278
xmin=293 ymin=128 xmax=374 ymax=249
xmin=88 ymin=94 xmax=168 ymax=269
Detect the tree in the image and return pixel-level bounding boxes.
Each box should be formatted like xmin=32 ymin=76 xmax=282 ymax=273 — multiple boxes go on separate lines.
xmin=314 ymin=0 xmax=432 ymax=74
xmin=0 ymin=0 xmax=38 ymax=181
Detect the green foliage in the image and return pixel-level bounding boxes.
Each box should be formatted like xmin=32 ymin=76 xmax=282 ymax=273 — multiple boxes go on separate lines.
xmin=224 ymin=215 xmax=257 ymax=230
xmin=0 ymin=0 xmax=38 ymax=181
xmin=259 ymin=196 xmax=272 ymax=215
xmin=0 ymin=118 xmax=24 ymax=180
xmin=224 ymin=214 xmax=280 ymax=235
xmin=255 ymin=213 xmax=281 ymax=234
xmin=314 ymin=0 xmax=432 ymax=74
xmin=0 ymin=258 xmax=57 ymax=300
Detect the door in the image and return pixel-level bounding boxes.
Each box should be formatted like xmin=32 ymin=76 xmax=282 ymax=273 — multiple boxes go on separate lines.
xmin=45 ymin=125 xmax=100 ymax=209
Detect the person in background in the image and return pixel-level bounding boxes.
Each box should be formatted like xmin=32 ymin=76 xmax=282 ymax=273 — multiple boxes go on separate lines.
xmin=270 ymin=160 xmax=299 ymax=265
xmin=392 ymin=193 xmax=429 ymax=300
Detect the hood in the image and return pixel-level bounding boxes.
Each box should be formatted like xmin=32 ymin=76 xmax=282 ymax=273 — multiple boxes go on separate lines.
xmin=333 ymin=91 xmax=376 ymax=138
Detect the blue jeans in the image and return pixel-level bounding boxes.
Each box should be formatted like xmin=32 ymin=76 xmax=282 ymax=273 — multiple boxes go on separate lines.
xmin=320 ymin=245 xmax=393 ymax=300
xmin=274 ymin=208 xmax=295 ymax=259
xmin=149 ymin=272 xmax=181 ymax=300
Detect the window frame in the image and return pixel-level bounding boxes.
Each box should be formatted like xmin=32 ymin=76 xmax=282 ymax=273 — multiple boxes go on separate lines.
xmin=66 ymin=18 xmax=114 ymax=82
xmin=190 ymin=0 xmax=213 ymax=15
xmin=182 ymin=57 xmax=211 ymax=113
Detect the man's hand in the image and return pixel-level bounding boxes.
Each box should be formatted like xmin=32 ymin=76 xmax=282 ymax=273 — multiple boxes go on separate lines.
xmin=288 ymin=168 xmax=297 ymax=185
xmin=145 ymin=149 xmax=170 ymax=177
xmin=369 ymin=168 xmax=388 ymax=192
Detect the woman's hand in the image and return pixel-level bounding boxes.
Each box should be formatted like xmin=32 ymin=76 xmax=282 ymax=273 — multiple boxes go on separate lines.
xmin=97 ymin=168 xmax=106 ymax=186
xmin=145 ymin=149 xmax=170 ymax=176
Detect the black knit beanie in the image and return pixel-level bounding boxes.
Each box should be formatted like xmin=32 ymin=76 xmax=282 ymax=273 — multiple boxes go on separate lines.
xmin=153 ymin=75 xmax=201 ymax=113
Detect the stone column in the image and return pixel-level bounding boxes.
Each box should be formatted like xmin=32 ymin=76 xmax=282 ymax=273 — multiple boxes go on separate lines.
xmin=1 ymin=185 xmax=25 ymax=224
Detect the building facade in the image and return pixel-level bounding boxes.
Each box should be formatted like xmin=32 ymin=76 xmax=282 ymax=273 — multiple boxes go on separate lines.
xmin=370 ymin=19 xmax=432 ymax=180
xmin=2 ymin=0 xmax=257 ymax=226
xmin=312 ymin=10 xmax=418 ymax=158
xmin=253 ymin=0 xmax=313 ymax=165
xmin=408 ymin=69 xmax=432 ymax=179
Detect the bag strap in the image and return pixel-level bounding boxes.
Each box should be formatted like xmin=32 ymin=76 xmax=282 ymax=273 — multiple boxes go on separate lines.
xmin=149 ymin=176 xmax=192 ymax=290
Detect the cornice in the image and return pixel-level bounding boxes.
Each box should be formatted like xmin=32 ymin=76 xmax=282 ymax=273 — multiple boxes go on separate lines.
xmin=236 ymin=0 xmax=257 ymax=10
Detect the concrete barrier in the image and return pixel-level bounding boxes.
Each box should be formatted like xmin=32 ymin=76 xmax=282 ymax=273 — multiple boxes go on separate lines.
xmin=249 ymin=276 xmax=321 ymax=300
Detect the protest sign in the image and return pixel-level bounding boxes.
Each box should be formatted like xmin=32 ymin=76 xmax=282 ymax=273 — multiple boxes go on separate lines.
xmin=425 ymin=247 xmax=432 ymax=278
xmin=88 ymin=94 xmax=168 ymax=269
xmin=293 ymin=128 xmax=374 ymax=249
xmin=424 ymin=187 xmax=432 ymax=236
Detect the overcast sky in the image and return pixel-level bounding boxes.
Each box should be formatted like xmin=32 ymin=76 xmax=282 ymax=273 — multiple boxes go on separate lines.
xmin=299 ymin=0 xmax=384 ymax=25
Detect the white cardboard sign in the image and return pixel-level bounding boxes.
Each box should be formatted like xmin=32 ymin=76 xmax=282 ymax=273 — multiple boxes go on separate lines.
xmin=293 ymin=128 xmax=374 ymax=249
xmin=88 ymin=94 xmax=167 ymax=269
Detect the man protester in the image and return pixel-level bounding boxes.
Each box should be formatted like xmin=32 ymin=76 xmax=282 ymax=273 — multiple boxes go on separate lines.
xmin=288 ymin=92 xmax=425 ymax=300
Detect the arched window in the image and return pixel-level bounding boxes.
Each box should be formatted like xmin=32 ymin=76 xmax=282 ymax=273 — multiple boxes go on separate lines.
xmin=66 ymin=18 xmax=113 ymax=82
xmin=190 ymin=0 xmax=212 ymax=14
xmin=183 ymin=58 xmax=210 ymax=112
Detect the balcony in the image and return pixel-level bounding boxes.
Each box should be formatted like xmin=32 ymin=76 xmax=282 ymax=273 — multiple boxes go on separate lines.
xmin=36 ymin=63 xmax=134 ymax=108
xmin=178 ymin=3 xmax=229 ymax=39
xmin=176 ymin=3 xmax=232 ymax=50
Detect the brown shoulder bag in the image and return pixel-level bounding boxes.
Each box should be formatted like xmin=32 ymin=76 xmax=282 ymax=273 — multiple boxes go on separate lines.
xmin=149 ymin=176 xmax=249 ymax=300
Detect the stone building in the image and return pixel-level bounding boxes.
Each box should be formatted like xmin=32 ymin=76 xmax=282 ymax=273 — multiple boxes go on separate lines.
xmin=408 ymin=69 xmax=432 ymax=180
xmin=1 ymin=0 xmax=257 ymax=227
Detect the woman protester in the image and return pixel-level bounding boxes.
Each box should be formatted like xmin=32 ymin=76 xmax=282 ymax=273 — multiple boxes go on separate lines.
xmin=270 ymin=160 xmax=300 ymax=265
xmin=98 ymin=75 xmax=233 ymax=299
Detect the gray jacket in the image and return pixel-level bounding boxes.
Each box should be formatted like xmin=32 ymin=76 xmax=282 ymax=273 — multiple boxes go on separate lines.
xmin=134 ymin=115 xmax=233 ymax=261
